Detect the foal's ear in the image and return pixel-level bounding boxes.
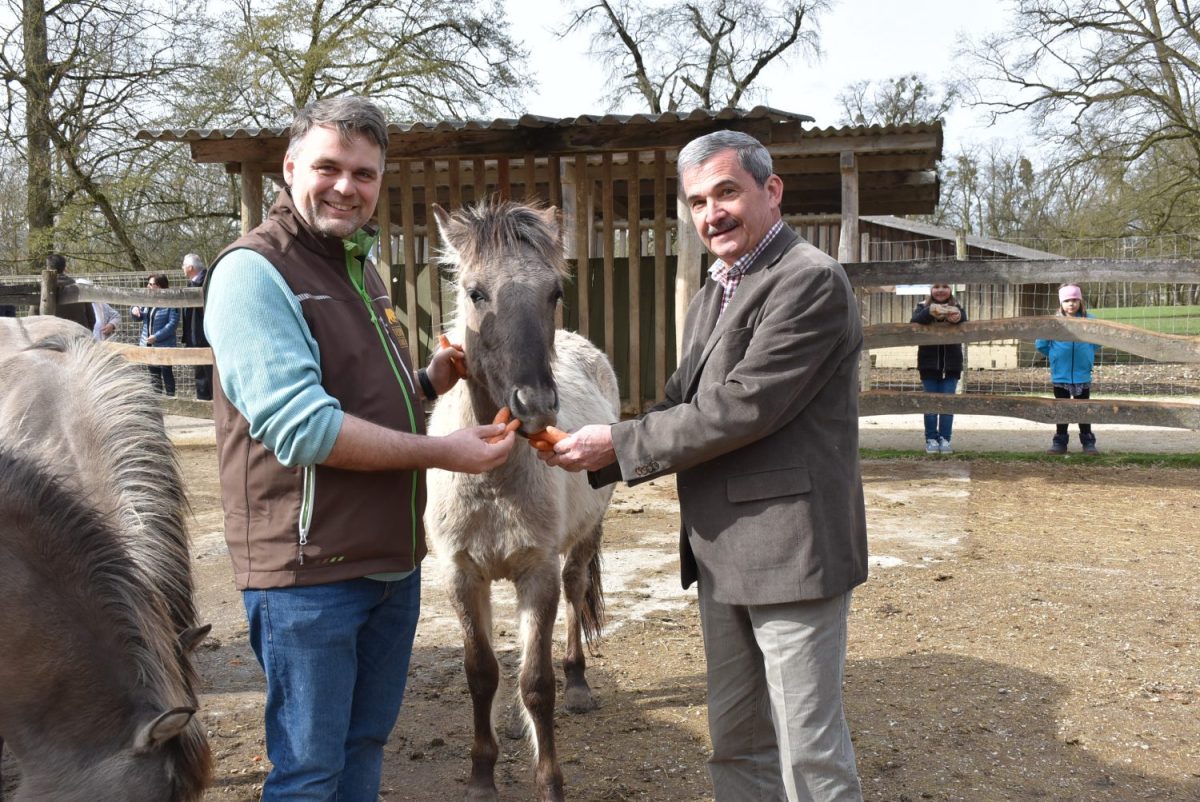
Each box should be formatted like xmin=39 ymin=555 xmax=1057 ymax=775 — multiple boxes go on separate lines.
xmin=539 ymin=205 xmax=560 ymax=231
xmin=133 ymin=707 xmax=196 ymax=752
xmin=179 ymin=623 xmax=212 ymax=655
xmin=431 ymin=203 xmax=453 ymax=236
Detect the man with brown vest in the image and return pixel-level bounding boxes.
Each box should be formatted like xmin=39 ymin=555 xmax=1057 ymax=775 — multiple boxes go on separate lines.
xmin=204 ymin=96 xmax=516 ymax=801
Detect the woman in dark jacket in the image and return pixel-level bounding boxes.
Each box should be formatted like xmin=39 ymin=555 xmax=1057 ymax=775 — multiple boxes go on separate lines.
xmin=911 ymin=283 xmax=966 ymax=454
xmin=130 ymin=273 xmax=179 ymax=396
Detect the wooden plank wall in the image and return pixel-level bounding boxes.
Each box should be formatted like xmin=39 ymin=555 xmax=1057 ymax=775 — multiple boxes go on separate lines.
xmin=381 ymin=152 xmax=680 ymax=413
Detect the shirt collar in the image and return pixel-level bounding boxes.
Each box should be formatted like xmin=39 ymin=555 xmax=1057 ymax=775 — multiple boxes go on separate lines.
xmin=707 ymin=219 xmax=785 ymax=284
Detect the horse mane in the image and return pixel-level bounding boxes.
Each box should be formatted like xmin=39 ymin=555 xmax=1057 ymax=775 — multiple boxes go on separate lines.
xmin=0 ymin=447 xmax=212 ymax=797
xmin=436 ymin=199 xmax=570 ymax=281
xmin=28 ymin=334 xmax=196 ymax=633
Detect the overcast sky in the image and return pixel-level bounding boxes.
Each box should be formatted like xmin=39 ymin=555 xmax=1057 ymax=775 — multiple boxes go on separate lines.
xmin=500 ymin=0 xmax=1028 ymax=155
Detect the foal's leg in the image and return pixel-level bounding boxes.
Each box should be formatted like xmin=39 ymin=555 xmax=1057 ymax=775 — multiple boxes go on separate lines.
xmin=449 ymin=562 xmax=501 ymax=802
xmin=560 ymin=523 xmax=603 ymax=713
xmin=514 ymin=559 xmax=565 ymax=802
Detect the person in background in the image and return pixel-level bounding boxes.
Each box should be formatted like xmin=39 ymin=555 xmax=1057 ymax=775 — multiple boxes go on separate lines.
xmin=130 ymin=273 xmax=179 ymax=396
xmin=75 ymin=277 xmax=120 ymax=340
xmin=203 ymin=95 xmax=514 ymax=801
xmin=181 ymin=253 xmax=213 ymax=400
xmin=1036 ymin=283 xmax=1100 ymax=455
xmin=541 ymin=129 xmax=866 ymax=802
xmin=0 ymin=303 xmax=15 ymax=317
xmin=47 ymin=253 xmax=96 ymax=332
xmin=911 ymin=283 xmax=966 ymax=454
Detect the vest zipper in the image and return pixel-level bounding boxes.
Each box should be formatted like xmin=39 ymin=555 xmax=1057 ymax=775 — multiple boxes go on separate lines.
xmin=298 ymin=464 xmax=315 ymax=565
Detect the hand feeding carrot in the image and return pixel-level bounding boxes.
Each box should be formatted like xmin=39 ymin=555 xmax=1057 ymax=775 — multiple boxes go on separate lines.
xmin=526 ymin=425 xmax=568 ymax=451
xmin=439 ymin=334 xmax=468 ymax=377
xmin=487 ymin=406 xmax=521 ymax=444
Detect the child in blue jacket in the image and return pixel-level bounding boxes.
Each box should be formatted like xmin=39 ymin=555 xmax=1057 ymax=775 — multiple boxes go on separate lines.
xmin=1035 ymin=284 xmax=1099 ymax=455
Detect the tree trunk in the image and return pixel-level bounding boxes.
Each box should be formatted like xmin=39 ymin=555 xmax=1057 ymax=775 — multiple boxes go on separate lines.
xmin=23 ymin=0 xmax=53 ymax=270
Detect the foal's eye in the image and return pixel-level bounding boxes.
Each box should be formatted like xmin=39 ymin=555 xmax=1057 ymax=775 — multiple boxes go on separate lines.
xmin=466 ymin=287 xmax=487 ymax=305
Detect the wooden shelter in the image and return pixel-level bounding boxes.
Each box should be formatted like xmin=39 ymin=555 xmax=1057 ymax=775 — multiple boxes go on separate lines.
xmin=140 ymin=107 xmax=943 ymax=411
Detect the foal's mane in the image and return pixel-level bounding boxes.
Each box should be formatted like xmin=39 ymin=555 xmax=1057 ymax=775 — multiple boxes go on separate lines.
xmin=0 ymin=447 xmax=211 ymax=797
xmin=436 ymin=199 xmax=569 ymax=280
xmin=31 ymin=335 xmax=196 ymax=632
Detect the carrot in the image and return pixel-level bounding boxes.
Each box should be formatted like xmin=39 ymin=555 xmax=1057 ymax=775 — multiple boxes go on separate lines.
xmin=438 ymin=334 xmax=468 ymax=377
xmin=487 ymin=407 xmax=521 ymax=444
xmin=527 ymin=425 xmax=568 ymax=450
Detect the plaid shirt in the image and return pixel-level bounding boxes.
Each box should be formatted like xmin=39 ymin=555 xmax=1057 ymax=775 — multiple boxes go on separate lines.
xmin=708 ymin=220 xmax=785 ymax=316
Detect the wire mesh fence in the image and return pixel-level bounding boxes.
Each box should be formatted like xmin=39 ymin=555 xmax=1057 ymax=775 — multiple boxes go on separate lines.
xmin=0 ymin=271 xmax=204 ymax=401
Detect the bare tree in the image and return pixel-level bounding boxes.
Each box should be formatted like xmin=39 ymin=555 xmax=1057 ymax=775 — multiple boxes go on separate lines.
xmin=836 ymin=73 xmax=957 ymax=127
xmin=0 ymin=0 xmax=206 ymax=271
xmin=561 ymin=0 xmax=826 ymax=113
xmin=206 ymin=0 xmax=533 ymax=126
xmin=962 ymin=0 xmax=1200 ymax=236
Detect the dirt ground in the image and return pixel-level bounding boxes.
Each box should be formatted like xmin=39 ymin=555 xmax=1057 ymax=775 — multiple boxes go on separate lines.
xmin=7 ymin=442 xmax=1199 ymax=801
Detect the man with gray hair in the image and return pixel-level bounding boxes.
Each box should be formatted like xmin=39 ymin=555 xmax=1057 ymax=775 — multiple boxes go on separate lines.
xmin=180 ymin=253 xmax=212 ymax=399
xmin=204 ymin=96 xmax=516 ymax=800
xmin=541 ymin=129 xmax=867 ymax=801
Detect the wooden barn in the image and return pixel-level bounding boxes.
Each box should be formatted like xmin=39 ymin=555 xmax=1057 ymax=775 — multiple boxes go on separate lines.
xmin=140 ymin=107 xmax=944 ymax=412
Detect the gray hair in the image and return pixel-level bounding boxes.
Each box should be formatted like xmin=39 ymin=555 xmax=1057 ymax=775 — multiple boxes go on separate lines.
xmin=287 ymin=96 xmax=389 ymax=160
xmin=676 ymin=130 xmax=774 ymax=194
xmin=182 ymin=253 xmax=205 ymax=272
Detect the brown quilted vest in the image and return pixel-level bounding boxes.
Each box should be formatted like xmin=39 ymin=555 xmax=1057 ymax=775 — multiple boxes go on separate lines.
xmin=208 ymin=191 xmax=427 ymax=589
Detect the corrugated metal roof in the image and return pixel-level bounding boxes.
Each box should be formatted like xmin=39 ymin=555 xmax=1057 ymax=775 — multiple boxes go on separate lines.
xmin=136 ymin=106 xmax=817 ymax=143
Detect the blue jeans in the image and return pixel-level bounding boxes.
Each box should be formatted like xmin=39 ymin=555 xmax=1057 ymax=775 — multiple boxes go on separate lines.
xmin=244 ymin=570 xmax=421 ymax=802
xmin=921 ymin=376 xmax=958 ymax=441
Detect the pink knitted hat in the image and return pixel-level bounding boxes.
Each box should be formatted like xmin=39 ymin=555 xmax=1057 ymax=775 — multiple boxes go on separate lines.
xmin=1058 ymin=284 xmax=1083 ymax=302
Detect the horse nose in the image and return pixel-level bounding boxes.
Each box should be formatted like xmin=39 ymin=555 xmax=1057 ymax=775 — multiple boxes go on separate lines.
xmin=509 ymin=385 xmax=558 ymax=428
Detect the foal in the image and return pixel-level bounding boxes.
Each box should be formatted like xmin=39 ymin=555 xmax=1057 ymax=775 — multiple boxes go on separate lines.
xmin=425 ymin=201 xmax=620 ymax=801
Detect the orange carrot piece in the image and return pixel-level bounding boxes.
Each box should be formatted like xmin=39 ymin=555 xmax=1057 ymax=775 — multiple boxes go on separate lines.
xmin=527 ymin=425 xmax=568 ymax=450
xmin=439 ymin=333 xmax=468 ymax=377
xmin=486 ymin=407 xmax=520 ymax=444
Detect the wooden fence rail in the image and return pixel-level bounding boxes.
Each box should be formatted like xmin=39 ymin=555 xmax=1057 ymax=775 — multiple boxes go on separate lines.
xmin=10 ymin=256 xmax=1200 ymax=429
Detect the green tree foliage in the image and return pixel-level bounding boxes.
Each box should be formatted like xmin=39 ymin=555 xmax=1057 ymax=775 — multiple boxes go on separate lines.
xmin=561 ymin=0 xmax=826 ymax=113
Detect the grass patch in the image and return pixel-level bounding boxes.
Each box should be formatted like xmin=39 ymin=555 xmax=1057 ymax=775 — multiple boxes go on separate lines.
xmin=1091 ymin=305 xmax=1200 ymax=335
xmin=861 ymin=448 xmax=1200 ymax=468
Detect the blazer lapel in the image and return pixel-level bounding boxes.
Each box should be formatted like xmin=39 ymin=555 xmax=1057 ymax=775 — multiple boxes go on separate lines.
xmin=682 ymin=227 xmax=799 ymax=397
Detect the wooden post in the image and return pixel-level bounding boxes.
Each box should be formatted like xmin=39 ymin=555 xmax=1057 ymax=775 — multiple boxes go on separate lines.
xmin=675 ymin=195 xmax=703 ymax=363
xmin=653 ymin=151 xmax=668 ymax=400
xmin=573 ymin=154 xmax=590 ymax=338
xmin=39 ymin=269 xmax=56 ymax=315
xmin=601 ymin=153 xmax=615 ymax=364
xmin=240 ymin=163 xmax=264 ymax=234
xmin=376 ymin=183 xmax=394 ymax=305
xmin=956 ymin=231 xmax=968 ymax=260
xmin=626 ymin=149 xmax=642 ymax=413
xmin=424 ymin=158 xmax=441 ymax=337
xmin=448 ymin=158 xmax=463 ymax=210
xmin=400 ymin=162 xmax=420 ymax=365
xmin=838 ymin=151 xmax=871 ymax=392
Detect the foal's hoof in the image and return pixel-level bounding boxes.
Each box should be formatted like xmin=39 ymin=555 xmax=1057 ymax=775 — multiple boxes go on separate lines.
xmin=465 ymin=786 xmax=499 ymax=802
xmin=563 ymin=685 xmax=597 ymax=713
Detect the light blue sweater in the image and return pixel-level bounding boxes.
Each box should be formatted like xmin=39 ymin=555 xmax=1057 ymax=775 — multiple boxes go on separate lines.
xmin=203 ymin=248 xmax=344 ymax=467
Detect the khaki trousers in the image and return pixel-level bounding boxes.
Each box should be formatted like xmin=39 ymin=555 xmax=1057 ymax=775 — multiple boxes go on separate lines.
xmin=698 ymin=584 xmax=862 ymax=802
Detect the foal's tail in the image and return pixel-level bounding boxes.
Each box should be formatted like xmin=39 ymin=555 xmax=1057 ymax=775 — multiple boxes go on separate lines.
xmin=580 ymin=523 xmax=605 ymax=648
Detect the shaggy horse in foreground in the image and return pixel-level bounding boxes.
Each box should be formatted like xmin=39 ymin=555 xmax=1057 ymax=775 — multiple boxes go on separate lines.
xmin=425 ymin=202 xmax=620 ymax=802
xmin=0 ymin=319 xmax=210 ymax=800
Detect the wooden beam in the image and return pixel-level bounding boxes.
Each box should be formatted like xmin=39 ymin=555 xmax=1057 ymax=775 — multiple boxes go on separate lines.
xmin=400 ymin=162 xmax=420 ymax=364
xmin=837 ymin=151 xmax=859 ymax=264
xmin=654 ymin=150 xmax=668 ymax=400
xmin=848 ymin=258 xmax=1200 ymax=287
xmin=626 ymin=149 xmax=642 ymax=413
xmin=859 ymin=390 xmax=1200 ymax=430
xmin=573 ymin=154 xmax=590 ymax=337
xmin=675 ymin=193 xmax=704 ymax=363
xmin=61 ymin=284 xmax=204 ymax=308
xmin=104 ymin=342 xmax=213 ymax=365
xmin=240 ymin=163 xmax=263 ymax=234
xmin=865 ymin=317 xmax=1200 ymax=363
xmin=376 ymin=171 xmax=394 ymax=304
xmin=601 ymin=152 xmax=615 ymax=363
xmin=424 ymin=157 xmax=441 ymax=336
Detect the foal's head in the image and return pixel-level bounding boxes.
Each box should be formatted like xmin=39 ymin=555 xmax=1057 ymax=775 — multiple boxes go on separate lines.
xmin=434 ymin=200 xmax=567 ymax=433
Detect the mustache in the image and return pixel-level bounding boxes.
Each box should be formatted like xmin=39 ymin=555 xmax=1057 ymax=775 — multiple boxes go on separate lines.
xmin=706 ymin=220 xmax=737 ymax=236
